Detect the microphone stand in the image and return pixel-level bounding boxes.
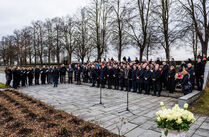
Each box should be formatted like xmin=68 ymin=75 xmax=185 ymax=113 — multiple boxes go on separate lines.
xmin=118 ymin=78 xmax=135 ymax=115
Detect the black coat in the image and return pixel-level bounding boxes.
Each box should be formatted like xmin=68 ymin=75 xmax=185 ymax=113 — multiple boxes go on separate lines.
xmin=132 ymin=69 xmax=137 ymax=81
xmin=5 ymin=69 xmax=12 ymax=80
xmin=59 ymin=67 xmax=67 ymax=75
xmin=53 ymin=68 xmax=59 ymax=78
xmin=151 ymin=70 xmax=161 ymax=83
xmin=144 ymin=70 xmax=151 ymax=83
xmin=195 ymin=62 xmax=204 ymax=76
xmin=137 ymin=69 xmax=144 ymax=83
xmin=35 ymin=68 xmax=40 ymax=77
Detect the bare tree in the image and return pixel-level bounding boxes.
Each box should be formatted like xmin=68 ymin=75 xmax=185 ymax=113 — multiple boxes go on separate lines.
xmin=178 ymin=0 xmax=209 ymax=57
xmin=74 ymin=8 xmax=93 ymax=63
xmin=88 ymin=0 xmax=112 ymax=61
xmin=110 ymin=0 xmax=130 ymax=61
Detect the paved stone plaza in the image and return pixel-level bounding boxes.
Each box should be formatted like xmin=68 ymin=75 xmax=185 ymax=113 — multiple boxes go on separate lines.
xmin=0 ymin=74 xmax=209 ymax=137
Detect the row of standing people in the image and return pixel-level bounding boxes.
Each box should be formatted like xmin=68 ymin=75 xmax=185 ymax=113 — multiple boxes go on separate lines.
xmin=5 ymin=58 xmax=205 ymax=96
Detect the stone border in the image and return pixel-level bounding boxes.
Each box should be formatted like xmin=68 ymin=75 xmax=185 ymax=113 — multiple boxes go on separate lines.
xmin=178 ymin=90 xmax=202 ymax=108
xmin=203 ymin=63 xmax=209 ymax=90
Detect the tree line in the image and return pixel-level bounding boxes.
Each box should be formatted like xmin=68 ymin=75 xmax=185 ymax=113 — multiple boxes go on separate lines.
xmin=0 ymin=0 xmax=208 ymax=65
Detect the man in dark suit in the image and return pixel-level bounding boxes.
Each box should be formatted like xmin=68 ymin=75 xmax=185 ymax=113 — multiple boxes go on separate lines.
xmin=195 ymin=58 xmax=204 ymax=91
xmin=152 ymin=65 xmax=161 ymax=96
xmin=144 ymin=66 xmax=151 ymax=95
xmin=35 ymin=66 xmax=40 ymax=85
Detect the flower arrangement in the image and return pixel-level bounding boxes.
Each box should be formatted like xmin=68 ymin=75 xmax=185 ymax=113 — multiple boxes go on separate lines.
xmin=155 ymin=102 xmax=195 ymax=136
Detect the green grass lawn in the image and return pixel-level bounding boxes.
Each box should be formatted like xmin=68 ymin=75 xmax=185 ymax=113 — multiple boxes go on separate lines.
xmin=189 ymin=85 xmax=209 ymax=116
xmin=0 ymin=82 xmax=10 ymax=89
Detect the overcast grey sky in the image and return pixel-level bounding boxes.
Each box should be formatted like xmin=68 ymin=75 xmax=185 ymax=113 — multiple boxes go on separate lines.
xmin=0 ymin=0 xmax=206 ymax=61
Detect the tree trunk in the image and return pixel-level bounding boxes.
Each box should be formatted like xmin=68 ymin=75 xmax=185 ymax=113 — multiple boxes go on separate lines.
xmin=139 ymin=47 xmax=145 ymax=62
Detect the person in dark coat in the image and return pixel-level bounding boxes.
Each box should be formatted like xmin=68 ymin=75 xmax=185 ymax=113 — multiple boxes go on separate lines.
xmin=17 ymin=67 xmax=21 ymax=87
xmin=162 ymin=62 xmax=169 ymax=89
xmin=125 ymin=65 xmax=132 ymax=91
xmin=151 ymin=65 xmax=161 ymax=96
xmin=144 ymin=66 xmax=151 ymax=95
xmin=113 ymin=65 xmax=120 ymax=90
xmin=119 ymin=68 xmax=125 ymax=90
xmin=5 ymin=67 xmax=12 ymax=87
xmin=167 ymin=66 xmax=176 ymax=93
xmin=195 ymin=58 xmax=204 ymax=91
xmin=59 ymin=64 xmax=67 ymax=84
xmin=181 ymin=70 xmax=192 ymax=95
xmin=180 ymin=61 xmax=187 ymax=72
xmin=12 ymin=67 xmax=18 ymax=89
xmin=136 ymin=65 xmax=143 ymax=93
xmin=132 ymin=65 xmax=137 ymax=92
xmin=74 ymin=64 xmax=78 ymax=82
xmin=107 ymin=66 xmax=114 ymax=89
xmin=35 ymin=66 xmax=40 ymax=85
xmin=40 ymin=66 xmax=46 ymax=84
xmin=83 ymin=66 xmax=88 ymax=83
xmin=187 ymin=63 xmax=195 ymax=90
xmin=53 ymin=66 xmax=59 ymax=87
xmin=48 ymin=66 xmax=53 ymax=84
xmin=67 ymin=65 xmax=74 ymax=84
xmin=21 ymin=67 xmax=27 ymax=86
xmin=170 ymin=58 xmax=176 ymax=68
xmin=28 ymin=67 xmax=34 ymax=85
xmin=76 ymin=66 xmax=82 ymax=85
xmin=96 ymin=66 xmax=101 ymax=87
xmin=90 ymin=65 xmax=97 ymax=87
xmin=100 ymin=65 xmax=106 ymax=88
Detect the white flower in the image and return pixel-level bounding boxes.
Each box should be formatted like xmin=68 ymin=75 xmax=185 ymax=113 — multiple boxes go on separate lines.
xmin=176 ymin=117 xmax=182 ymax=124
xmin=157 ymin=117 xmax=161 ymax=122
xmin=184 ymin=103 xmax=189 ymax=110
xmin=160 ymin=102 xmax=164 ymax=107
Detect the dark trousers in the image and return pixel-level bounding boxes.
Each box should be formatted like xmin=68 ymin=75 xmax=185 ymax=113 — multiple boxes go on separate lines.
xmin=60 ymin=75 xmax=66 ymax=84
xmin=100 ymin=78 xmax=105 ymax=88
xmin=125 ymin=79 xmax=132 ymax=91
xmin=21 ymin=78 xmax=26 ymax=86
xmin=144 ymin=82 xmax=150 ymax=94
xmin=153 ymin=81 xmax=161 ymax=96
xmin=53 ymin=76 xmax=58 ymax=87
xmin=29 ymin=78 xmax=33 ymax=85
xmin=6 ymin=79 xmax=11 ymax=86
xmin=91 ymin=78 xmax=96 ymax=87
xmin=132 ymin=80 xmax=137 ymax=92
xmin=108 ymin=78 xmax=112 ymax=89
xmin=137 ymin=81 xmax=143 ymax=93
xmin=114 ymin=78 xmax=119 ymax=90
xmin=68 ymin=77 xmax=73 ymax=83
xmin=41 ymin=76 xmax=46 ymax=84
xmin=196 ymin=76 xmax=203 ymax=91
xmin=162 ymin=76 xmax=168 ymax=89
xmin=97 ymin=78 xmax=100 ymax=87
xmin=35 ymin=76 xmax=39 ymax=85
xmin=119 ymin=79 xmax=124 ymax=90
xmin=13 ymin=79 xmax=18 ymax=89
xmin=76 ymin=77 xmax=81 ymax=85
xmin=168 ymin=78 xmax=175 ymax=93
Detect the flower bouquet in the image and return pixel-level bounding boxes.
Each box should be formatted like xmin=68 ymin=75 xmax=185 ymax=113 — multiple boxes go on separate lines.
xmin=155 ymin=102 xmax=195 ymax=137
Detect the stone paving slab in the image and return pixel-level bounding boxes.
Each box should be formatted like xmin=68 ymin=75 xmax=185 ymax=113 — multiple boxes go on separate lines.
xmin=0 ymin=73 xmax=208 ymax=137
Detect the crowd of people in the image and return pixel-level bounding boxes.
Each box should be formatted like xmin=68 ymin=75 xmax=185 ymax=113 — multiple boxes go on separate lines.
xmin=5 ymin=54 xmax=208 ymax=96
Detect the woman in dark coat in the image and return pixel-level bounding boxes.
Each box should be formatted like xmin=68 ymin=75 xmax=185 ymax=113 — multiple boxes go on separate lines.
xmin=168 ymin=66 xmax=176 ymax=93
xmin=53 ymin=66 xmax=59 ymax=87
xmin=181 ymin=69 xmax=192 ymax=95
xmin=5 ymin=66 xmax=12 ymax=87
